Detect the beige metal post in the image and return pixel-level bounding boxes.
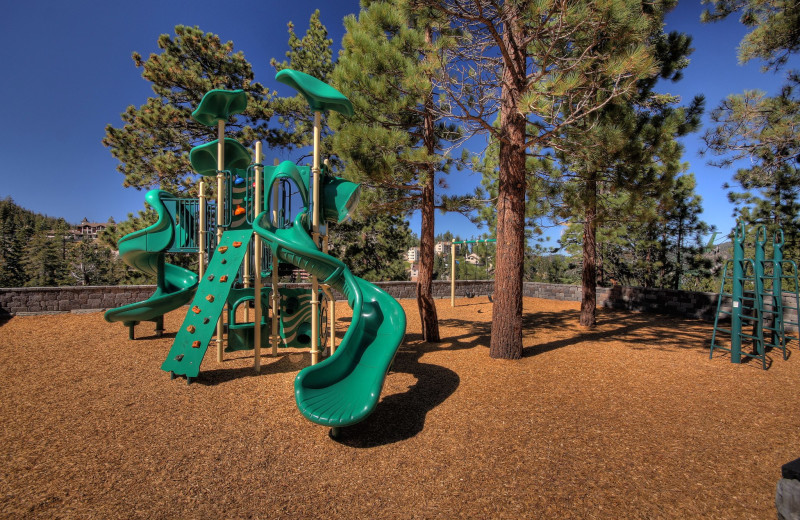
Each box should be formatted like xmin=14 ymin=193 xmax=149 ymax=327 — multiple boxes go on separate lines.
xmin=322 ymin=159 xmax=335 ymax=354
xmin=451 ymin=242 xmax=456 ymax=307
xmin=271 ymin=158 xmax=280 ymax=356
xmin=216 ymin=120 xmax=225 ymax=362
xmin=322 ymin=234 xmax=336 ymax=355
xmin=253 ymin=142 xmax=263 ymax=372
xmin=198 ymin=180 xmax=206 ymax=279
xmin=310 ymin=111 xmax=321 ymax=365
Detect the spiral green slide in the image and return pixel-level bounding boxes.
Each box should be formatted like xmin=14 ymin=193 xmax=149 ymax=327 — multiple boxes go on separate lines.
xmin=104 ymin=190 xmax=199 ymax=338
xmin=253 ymin=211 xmax=406 ymax=429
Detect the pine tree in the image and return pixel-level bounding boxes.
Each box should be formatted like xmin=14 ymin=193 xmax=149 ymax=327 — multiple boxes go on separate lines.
xmin=427 ymin=0 xmax=668 ymax=357
xmin=328 ymin=214 xmax=414 ymax=282
xmin=330 ymin=0 xmax=461 ymax=342
xmin=702 ymin=0 xmax=800 ymax=71
xmin=551 ymin=22 xmax=703 ymax=326
xmin=66 ymin=240 xmax=124 ymax=286
xmin=103 ymin=25 xmax=273 ymax=194
xmin=702 ymin=0 xmax=800 ymax=250
xmin=269 ymin=10 xmax=336 ymax=156
xmin=23 ymin=219 xmax=70 ymax=287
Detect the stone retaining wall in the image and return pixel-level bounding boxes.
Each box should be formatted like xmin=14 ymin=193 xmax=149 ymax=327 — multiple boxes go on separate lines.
xmin=0 ymin=286 xmax=157 ymax=319
xmin=1 ymin=282 xmax=796 ymax=330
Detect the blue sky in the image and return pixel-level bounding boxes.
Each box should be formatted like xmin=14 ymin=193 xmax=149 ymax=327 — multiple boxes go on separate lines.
xmin=0 ymin=1 xmax=793 ymax=247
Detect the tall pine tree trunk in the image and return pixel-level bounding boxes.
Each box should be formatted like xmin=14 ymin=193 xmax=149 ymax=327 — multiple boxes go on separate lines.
xmin=580 ymin=171 xmax=597 ymax=328
xmin=490 ymin=13 xmax=526 ymax=359
xmin=417 ymin=169 xmax=440 ymax=342
xmin=417 ymin=24 xmax=440 ymax=343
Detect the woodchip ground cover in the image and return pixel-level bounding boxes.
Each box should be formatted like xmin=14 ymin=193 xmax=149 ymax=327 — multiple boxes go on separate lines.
xmin=1 ymin=297 xmax=797 ymax=518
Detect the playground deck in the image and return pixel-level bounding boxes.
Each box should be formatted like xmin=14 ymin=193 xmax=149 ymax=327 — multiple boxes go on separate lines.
xmin=1 ymin=297 xmax=797 ymax=519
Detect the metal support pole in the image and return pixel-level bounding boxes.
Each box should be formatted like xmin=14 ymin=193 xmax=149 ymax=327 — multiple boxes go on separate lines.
xmin=731 ymin=221 xmax=745 ymax=363
xmin=322 ymin=234 xmax=336 ymax=355
xmin=216 ymin=120 xmax=225 ymax=362
xmin=754 ymin=225 xmax=767 ymax=356
xmin=773 ymin=229 xmax=785 ymax=349
xmin=271 ymin=158 xmax=280 ymax=356
xmin=451 ymin=242 xmax=456 ymax=307
xmin=310 ymin=111 xmax=321 ymax=365
xmin=253 ymin=141 xmax=263 ymax=372
xmin=198 ymin=180 xmax=206 ymax=279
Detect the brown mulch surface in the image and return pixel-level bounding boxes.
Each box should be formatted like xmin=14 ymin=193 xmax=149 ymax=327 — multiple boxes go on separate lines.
xmin=1 ymin=297 xmax=797 ymax=519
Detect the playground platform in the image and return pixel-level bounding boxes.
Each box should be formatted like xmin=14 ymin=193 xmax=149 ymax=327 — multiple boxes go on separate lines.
xmin=1 ymin=297 xmax=797 ymax=518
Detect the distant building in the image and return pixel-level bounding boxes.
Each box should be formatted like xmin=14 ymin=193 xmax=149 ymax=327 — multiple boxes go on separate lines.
xmin=409 ymin=263 xmax=419 ymax=282
xmin=407 ymin=247 xmax=420 ymax=263
xmin=465 ymin=252 xmax=482 ymax=265
xmin=434 ymin=241 xmax=449 ymax=255
xmin=73 ymin=218 xmax=109 ymax=240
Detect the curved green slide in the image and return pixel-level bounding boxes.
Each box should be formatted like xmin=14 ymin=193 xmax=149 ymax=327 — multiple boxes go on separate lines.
xmin=253 ymin=211 xmax=406 ymax=428
xmin=104 ymin=190 xmax=199 ymax=338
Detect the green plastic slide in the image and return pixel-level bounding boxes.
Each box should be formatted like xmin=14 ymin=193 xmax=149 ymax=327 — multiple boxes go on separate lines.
xmin=161 ymin=229 xmax=253 ymax=379
xmin=253 ymin=211 xmax=406 ymax=428
xmin=104 ymin=190 xmax=198 ymax=337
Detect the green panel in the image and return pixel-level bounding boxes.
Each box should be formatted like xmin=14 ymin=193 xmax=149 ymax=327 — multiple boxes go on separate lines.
xmin=321 ymin=176 xmax=361 ymax=224
xmin=225 ymin=287 xmax=271 ymax=352
xmin=275 ymin=69 xmax=353 ymax=116
xmin=264 ymin=161 xmax=310 ymax=209
xmin=189 ymin=138 xmax=251 ymax=176
xmin=192 ymin=89 xmax=247 ymax=127
xmin=279 ymin=288 xmax=314 ymax=348
xmin=161 ymin=229 xmax=253 ymax=378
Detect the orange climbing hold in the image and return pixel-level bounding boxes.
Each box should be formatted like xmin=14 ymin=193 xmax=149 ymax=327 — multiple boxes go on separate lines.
xmin=187 ymin=325 xmax=196 ymax=334
xmin=234 ymin=206 xmax=245 ymax=216
xmin=220 ymin=275 xmax=228 ymax=283
xmin=192 ymin=340 xmax=201 ymax=348
xmin=192 ymin=306 xmax=201 ymax=314
xmin=233 ymin=241 xmax=242 ymax=248
xmin=218 ymin=246 xmax=228 ymax=253
xmin=206 ymin=295 xmax=215 ymax=303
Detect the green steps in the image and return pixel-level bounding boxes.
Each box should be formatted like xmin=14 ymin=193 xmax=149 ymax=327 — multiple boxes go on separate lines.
xmin=161 ymin=229 xmax=253 ymax=379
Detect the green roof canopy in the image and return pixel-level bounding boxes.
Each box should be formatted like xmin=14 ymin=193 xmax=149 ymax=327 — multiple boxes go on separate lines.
xmin=189 ymin=138 xmax=251 ymax=176
xmin=191 ymin=89 xmax=247 ymax=127
xmin=275 ymin=69 xmax=353 ymax=116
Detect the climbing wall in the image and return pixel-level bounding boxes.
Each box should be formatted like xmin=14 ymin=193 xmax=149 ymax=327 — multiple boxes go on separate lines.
xmin=161 ymin=229 xmax=253 ymax=380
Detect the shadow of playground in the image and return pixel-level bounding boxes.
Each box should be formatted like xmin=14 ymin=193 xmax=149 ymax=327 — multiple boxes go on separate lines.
xmin=334 ymin=330 xmax=491 ymax=448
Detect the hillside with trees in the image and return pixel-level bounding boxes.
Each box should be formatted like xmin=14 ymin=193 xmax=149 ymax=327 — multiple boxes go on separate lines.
xmin=0 ymin=197 xmax=142 ymax=288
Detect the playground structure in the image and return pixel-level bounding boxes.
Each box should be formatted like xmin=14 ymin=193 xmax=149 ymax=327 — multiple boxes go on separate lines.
xmin=450 ymin=238 xmax=496 ymax=306
xmin=710 ymin=221 xmax=800 ymax=369
xmin=104 ymin=70 xmax=407 ymax=433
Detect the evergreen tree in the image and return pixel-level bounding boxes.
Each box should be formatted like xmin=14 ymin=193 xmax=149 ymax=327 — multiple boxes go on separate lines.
xmin=702 ymin=0 xmax=800 ymax=71
xmin=0 ymin=198 xmax=28 ymax=287
xmin=330 ymin=0 xmax=460 ymax=342
xmin=328 ymin=214 xmax=414 ymax=282
xmin=552 ymin=23 xmax=703 ymax=326
xmin=66 ymin=240 xmax=126 ymax=286
xmin=103 ymin=25 xmax=273 ymax=194
xmin=23 ymin=219 xmax=70 ymax=287
xmin=429 ymin=0 xmax=672 ymax=357
xmin=269 ymin=10 xmax=336 ymax=156
xmin=702 ymin=0 xmax=800 ymax=253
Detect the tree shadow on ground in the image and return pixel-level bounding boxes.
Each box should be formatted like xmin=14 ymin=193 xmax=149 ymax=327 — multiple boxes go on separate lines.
xmin=332 ymin=329 xmax=490 ymax=448
xmin=437 ymin=307 xmax=718 ymax=359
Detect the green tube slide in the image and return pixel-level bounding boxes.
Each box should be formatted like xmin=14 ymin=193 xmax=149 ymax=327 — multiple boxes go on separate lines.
xmin=104 ymin=190 xmax=199 ymax=337
xmin=253 ymin=210 xmax=406 ymax=428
